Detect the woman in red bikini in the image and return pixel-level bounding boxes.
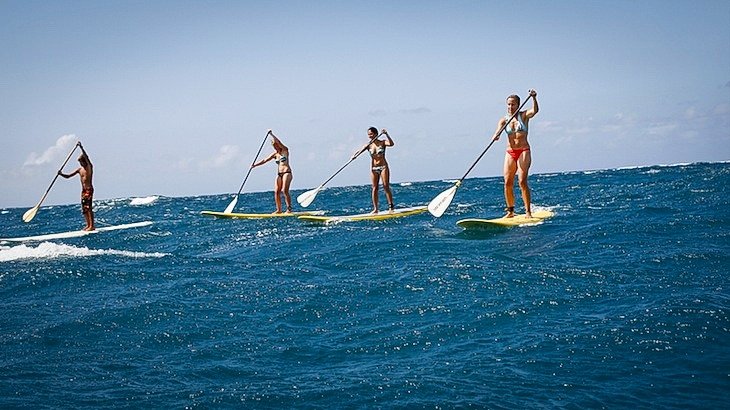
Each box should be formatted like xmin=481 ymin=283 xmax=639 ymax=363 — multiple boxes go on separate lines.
xmin=491 ymin=89 xmax=539 ymax=218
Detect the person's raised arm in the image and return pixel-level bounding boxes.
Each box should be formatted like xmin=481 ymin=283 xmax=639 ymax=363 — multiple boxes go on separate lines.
xmin=271 ymin=134 xmax=288 ymax=151
xmin=381 ymin=129 xmax=394 ymax=146
xmin=77 ymin=142 xmax=92 ymax=166
xmin=525 ymin=89 xmax=539 ymax=119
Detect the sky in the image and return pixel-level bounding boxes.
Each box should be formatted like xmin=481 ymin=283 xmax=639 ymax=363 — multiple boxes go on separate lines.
xmin=1 ymin=0 xmax=729 ymax=209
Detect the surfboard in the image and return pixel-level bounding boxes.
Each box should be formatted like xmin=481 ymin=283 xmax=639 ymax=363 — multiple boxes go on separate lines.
xmin=456 ymin=210 xmax=554 ymax=229
xmin=200 ymin=210 xmax=323 ymax=219
xmin=298 ymin=206 xmax=428 ymax=223
xmin=0 ymin=221 xmax=154 ymax=242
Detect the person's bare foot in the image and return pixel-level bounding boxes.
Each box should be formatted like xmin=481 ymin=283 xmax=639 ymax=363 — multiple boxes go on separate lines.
xmin=505 ymin=206 xmax=515 ymax=218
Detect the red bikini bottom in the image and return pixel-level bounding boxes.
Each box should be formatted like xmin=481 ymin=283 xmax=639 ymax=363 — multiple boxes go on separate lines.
xmin=507 ymin=148 xmax=530 ymax=161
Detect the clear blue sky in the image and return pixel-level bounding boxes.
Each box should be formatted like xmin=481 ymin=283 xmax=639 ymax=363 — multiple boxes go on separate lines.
xmin=1 ymin=0 xmax=729 ymax=208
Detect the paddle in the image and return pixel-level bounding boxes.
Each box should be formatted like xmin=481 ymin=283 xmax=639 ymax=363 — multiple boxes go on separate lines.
xmin=297 ymin=131 xmax=384 ymax=207
xmin=23 ymin=142 xmax=80 ymax=223
xmin=223 ymin=129 xmax=272 ymax=213
xmin=427 ymin=93 xmax=533 ymax=217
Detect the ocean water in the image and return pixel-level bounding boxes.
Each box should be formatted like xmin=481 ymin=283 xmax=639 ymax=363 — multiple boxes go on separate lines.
xmin=1 ymin=162 xmax=728 ymax=408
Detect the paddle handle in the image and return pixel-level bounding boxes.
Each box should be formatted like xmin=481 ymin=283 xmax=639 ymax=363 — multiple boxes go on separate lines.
xmin=457 ymin=93 xmax=533 ymax=182
xmin=234 ymin=130 xmax=272 ymax=196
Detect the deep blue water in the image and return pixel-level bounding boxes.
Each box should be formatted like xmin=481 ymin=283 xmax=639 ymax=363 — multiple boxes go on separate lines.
xmin=1 ymin=162 xmax=728 ymax=408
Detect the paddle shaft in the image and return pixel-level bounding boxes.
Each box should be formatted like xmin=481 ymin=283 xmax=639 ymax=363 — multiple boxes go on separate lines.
xmin=457 ymin=94 xmax=534 ymax=183
xmin=233 ymin=130 xmax=271 ymax=196
xmin=316 ymin=131 xmax=384 ymax=189
xmin=36 ymin=144 xmax=80 ymax=207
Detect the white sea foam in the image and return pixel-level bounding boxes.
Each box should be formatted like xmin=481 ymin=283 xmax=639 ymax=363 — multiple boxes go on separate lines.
xmin=130 ymin=196 xmax=159 ymax=206
xmin=0 ymin=242 xmax=167 ymax=262
xmin=399 ymin=182 xmax=413 ymax=187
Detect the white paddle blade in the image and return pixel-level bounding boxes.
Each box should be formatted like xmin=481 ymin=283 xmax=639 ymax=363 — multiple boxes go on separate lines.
xmin=223 ymin=196 xmax=238 ymax=214
xmin=427 ymin=184 xmax=460 ymax=217
xmin=22 ymin=205 xmax=40 ymax=223
xmin=297 ymin=187 xmax=321 ymax=208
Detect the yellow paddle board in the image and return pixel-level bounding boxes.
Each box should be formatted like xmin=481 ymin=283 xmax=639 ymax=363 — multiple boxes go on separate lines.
xmin=456 ymin=210 xmax=554 ymax=229
xmin=200 ymin=210 xmax=323 ymax=219
xmin=298 ymin=206 xmax=428 ymax=223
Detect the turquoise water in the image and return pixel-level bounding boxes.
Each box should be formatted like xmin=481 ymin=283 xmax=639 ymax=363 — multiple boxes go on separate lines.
xmin=1 ymin=162 xmax=728 ymax=408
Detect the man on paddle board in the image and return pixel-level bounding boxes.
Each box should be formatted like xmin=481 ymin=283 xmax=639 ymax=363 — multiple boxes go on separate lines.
xmin=353 ymin=127 xmax=394 ymax=214
xmin=492 ymin=90 xmax=539 ymax=218
xmin=58 ymin=142 xmax=95 ymax=231
xmin=252 ymin=133 xmax=293 ymax=213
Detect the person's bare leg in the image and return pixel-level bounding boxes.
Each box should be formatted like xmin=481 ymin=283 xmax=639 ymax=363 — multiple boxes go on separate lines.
xmin=503 ymin=154 xmax=517 ymax=217
xmin=517 ymin=151 xmax=532 ymax=218
xmin=370 ymin=170 xmax=380 ymax=214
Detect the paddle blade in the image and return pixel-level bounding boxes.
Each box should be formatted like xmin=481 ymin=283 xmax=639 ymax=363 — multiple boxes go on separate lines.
xmin=22 ymin=205 xmax=40 ymax=223
xmin=297 ymin=187 xmax=321 ymax=208
xmin=223 ymin=195 xmax=238 ymax=214
xmin=427 ymin=182 xmax=461 ymax=217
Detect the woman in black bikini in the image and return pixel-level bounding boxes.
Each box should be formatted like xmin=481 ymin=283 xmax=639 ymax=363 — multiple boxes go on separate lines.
xmin=354 ymin=127 xmax=394 ymax=214
xmin=252 ymin=134 xmax=293 ymax=213
xmin=492 ymin=89 xmax=539 ymax=218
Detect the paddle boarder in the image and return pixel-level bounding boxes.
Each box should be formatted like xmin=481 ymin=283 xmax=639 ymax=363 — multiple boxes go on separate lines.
xmin=353 ymin=127 xmax=394 ymax=214
xmin=252 ymin=134 xmax=293 ymax=213
xmin=492 ymin=90 xmax=539 ymax=218
xmin=58 ymin=142 xmax=95 ymax=231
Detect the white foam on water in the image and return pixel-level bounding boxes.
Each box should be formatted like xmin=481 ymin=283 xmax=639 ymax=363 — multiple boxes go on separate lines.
xmin=0 ymin=242 xmax=167 ymax=262
xmin=130 ymin=196 xmax=159 ymax=206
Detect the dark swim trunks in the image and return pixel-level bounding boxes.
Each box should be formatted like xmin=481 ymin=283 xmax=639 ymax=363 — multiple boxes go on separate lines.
xmin=81 ymin=188 xmax=94 ymax=212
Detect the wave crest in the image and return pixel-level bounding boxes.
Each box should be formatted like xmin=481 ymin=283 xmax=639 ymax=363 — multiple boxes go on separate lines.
xmin=130 ymin=196 xmax=159 ymax=206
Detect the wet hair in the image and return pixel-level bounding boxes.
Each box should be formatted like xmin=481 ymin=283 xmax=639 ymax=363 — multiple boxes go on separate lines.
xmin=78 ymin=155 xmax=88 ymax=166
xmin=507 ymin=94 xmax=520 ymax=105
xmin=368 ymin=127 xmax=378 ymax=136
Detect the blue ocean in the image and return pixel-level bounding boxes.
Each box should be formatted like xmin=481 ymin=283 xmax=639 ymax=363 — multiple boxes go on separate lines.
xmin=1 ymin=161 xmax=728 ymax=408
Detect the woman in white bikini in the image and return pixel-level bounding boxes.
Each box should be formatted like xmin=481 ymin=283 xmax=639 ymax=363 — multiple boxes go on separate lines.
xmin=492 ymin=89 xmax=539 ymax=218
xmin=252 ymin=134 xmax=293 ymax=213
xmin=354 ymin=127 xmax=394 ymax=214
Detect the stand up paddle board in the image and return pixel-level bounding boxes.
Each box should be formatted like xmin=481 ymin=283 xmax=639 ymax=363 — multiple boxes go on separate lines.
xmin=298 ymin=206 xmax=428 ymax=223
xmin=457 ymin=210 xmax=554 ymax=229
xmin=0 ymin=221 xmax=153 ymax=242
xmin=200 ymin=210 xmax=323 ymax=219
